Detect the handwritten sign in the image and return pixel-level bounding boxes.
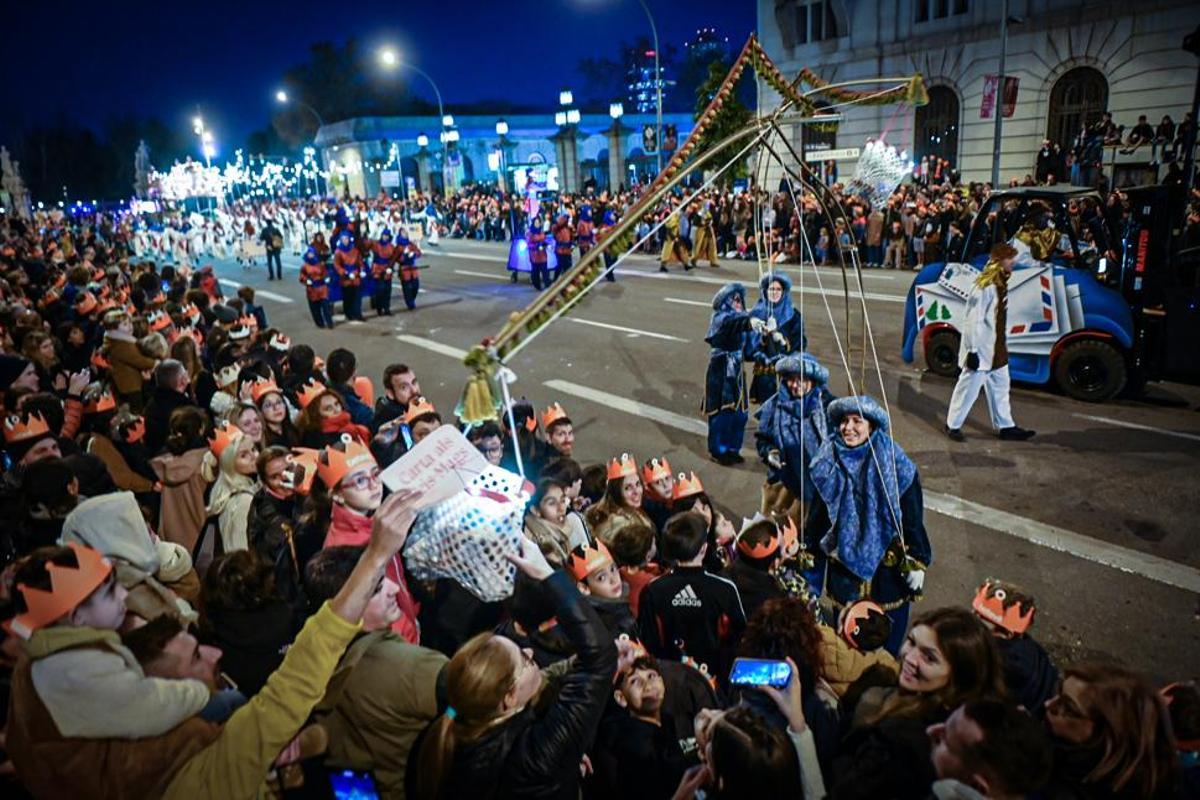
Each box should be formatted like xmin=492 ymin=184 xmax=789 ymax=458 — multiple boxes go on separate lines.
xmin=379 ymin=425 xmax=491 ymax=508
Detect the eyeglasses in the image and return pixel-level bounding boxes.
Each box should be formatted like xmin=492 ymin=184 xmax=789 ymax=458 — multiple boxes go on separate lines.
xmin=345 ymin=468 xmax=382 ymax=491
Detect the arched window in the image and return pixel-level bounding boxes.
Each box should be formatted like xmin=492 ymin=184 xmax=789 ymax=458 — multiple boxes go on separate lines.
xmin=1046 ymin=67 xmax=1108 ymax=149
xmin=914 ymin=86 xmax=960 ymax=165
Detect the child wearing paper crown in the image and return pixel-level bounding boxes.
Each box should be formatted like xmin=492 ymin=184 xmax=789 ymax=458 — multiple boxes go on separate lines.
xmin=566 ymin=541 xmax=637 ymax=638
xmin=720 ymin=519 xmax=786 ymax=622
xmin=4 ymin=544 xmax=212 ymax=750
xmin=318 ymin=436 xmax=420 ymax=644
xmin=816 ymin=599 xmax=899 ymax=699
xmin=640 ymin=456 xmax=675 ymax=532
xmin=971 ymin=577 xmax=1058 ymax=718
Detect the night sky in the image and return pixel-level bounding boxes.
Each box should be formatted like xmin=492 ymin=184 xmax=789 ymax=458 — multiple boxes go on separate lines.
xmin=2 ymin=0 xmax=756 ymax=149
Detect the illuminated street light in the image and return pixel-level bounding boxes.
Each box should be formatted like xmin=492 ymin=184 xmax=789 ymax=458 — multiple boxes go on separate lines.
xmin=201 ymin=131 xmax=214 ymax=144
xmin=417 ymin=133 xmax=429 ymax=148
xmin=442 ymin=114 xmax=455 ymax=128
xmin=609 ymin=102 xmax=625 ymax=119
xmin=567 ymin=109 xmax=581 ymax=125
xmin=275 ymin=89 xmax=288 ymax=103
xmin=379 ymin=48 xmax=398 ymax=67
xmin=203 ymin=143 xmax=216 ymax=159
xmin=495 ymin=119 xmax=509 ymax=136
xmin=559 ymin=89 xmax=574 ymax=106
xmin=555 ymin=111 xmax=567 ymax=127
xmin=444 ymin=129 xmax=460 ymax=143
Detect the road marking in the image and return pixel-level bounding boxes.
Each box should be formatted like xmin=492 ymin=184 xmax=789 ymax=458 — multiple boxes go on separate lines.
xmin=1072 ymin=414 xmax=1200 ymax=444
xmin=665 ymin=297 xmax=712 ymax=308
xmin=924 ymin=492 xmax=1200 ymax=594
xmin=455 ymin=269 xmax=510 ymax=280
xmin=217 ymin=278 xmax=294 ymax=303
xmin=616 ymin=268 xmax=906 ymax=303
xmin=395 ymin=334 xmax=468 ymax=360
xmin=430 ymin=251 xmax=502 ymax=263
xmin=331 ymin=314 xmax=365 ymax=325
xmin=565 ymin=317 xmax=689 ymax=342
xmin=543 ymin=378 xmax=708 ymax=436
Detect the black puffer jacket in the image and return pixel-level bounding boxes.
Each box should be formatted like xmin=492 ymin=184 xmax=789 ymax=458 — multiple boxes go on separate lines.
xmin=441 ymin=571 xmax=617 ymax=800
xmin=246 ymin=488 xmax=317 ymax=624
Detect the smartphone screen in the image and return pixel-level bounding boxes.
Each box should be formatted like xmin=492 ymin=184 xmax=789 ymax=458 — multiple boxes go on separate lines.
xmin=728 ymin=658 xmax=792 ymax=689
xmin=328 ymin=769 xmax=379 ymax=800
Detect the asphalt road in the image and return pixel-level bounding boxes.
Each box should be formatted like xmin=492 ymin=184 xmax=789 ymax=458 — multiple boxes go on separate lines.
xmin=207 ymin=238 xmax=1200 ymax=680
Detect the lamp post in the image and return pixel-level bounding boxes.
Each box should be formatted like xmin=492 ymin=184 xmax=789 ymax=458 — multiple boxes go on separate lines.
xmin=635 ymin=0 xmax=663 ymax=176
xmin=554 ymin=90 xmax=583 ymax=192
xmin=495 ymin=118 xmax=510 ymax=192
xmin=607 ymin=102 xmax=630 ymax=190
xmin=192 ymin=115 xmax=216 ymax=211
xmin=379 ymin=48 xmax=451 ymax=193
xmin=275 ymin=89 xmax=326 ymax=128
xmin=989 ymin=0 xmax=1023 ymax=187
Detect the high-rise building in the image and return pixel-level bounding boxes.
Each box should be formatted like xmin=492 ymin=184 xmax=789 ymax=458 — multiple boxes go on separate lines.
xmin=685 ymin=27 xmax=730 ymax=64
xmin=626 ymin=46 xmax=674 ymax=114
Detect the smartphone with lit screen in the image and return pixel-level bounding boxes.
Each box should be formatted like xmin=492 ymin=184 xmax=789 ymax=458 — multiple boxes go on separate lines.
xmin=728 ymin=657 xmax=792 ymax=689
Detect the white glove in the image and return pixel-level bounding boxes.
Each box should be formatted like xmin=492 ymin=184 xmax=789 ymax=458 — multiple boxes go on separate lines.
xmin=766 ymin=450 xmax=783 ymax=470
xmin=749 ymin=317 xmax=767 ymax=333
xmin=765 ymin=316 xmax=778 ymax=333
xmin=905 ymin=569 xmax=926 ymax=593
xmin=771 ymin=331 xmax=787 ymax=345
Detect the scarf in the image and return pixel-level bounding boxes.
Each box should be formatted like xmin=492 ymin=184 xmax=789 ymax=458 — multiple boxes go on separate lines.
xmin=320 ymin=411 xmax=369 ymax=444
xmin=809 ymin=430 xmax=917 ymax=581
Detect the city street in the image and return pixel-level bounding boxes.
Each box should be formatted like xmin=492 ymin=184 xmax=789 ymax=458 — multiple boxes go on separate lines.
xmin=211 ymin=238 xmax=1200 ymax=679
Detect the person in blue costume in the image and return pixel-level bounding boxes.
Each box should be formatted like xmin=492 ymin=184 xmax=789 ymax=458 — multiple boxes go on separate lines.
xmin=799 ymin=394 xmax=930 ymax=655
xmin=748 ymin=271 xmax=808 ymax=404
xmin=395 ymin=228 xmax=423 ymax=310
xmin=599 ymin=205 xmax=618 ymax=283
xmin=754 ymin=353 xmax=835 ymax=521
xmin=703 ymin=283 xmax=761 ymax=465
xmin=527 ymin=216 xmax=551 ymax=291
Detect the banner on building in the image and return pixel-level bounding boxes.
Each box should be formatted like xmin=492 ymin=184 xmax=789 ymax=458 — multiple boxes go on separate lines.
xmin=662 ymin=124 xmax=678 ymax=152
xmin=980 ymin=75 xmax=1019 ymax=119
xmin=642 ymin=124 xmax=658 ymax=154
xmin=380 ymin=170 xmax=401 ymax=188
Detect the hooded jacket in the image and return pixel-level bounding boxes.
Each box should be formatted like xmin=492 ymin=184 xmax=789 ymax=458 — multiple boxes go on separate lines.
xmin=151 ymin=446 xmax=211 ymax=551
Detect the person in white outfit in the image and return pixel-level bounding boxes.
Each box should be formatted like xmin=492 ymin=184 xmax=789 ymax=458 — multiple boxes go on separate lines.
xmin=945 ymin=242 xmax=1036 ymax=442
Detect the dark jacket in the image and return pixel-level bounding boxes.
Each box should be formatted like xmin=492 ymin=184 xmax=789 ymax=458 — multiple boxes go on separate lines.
xmin=202 ymin=600 xmax=295 ymax=696
xmin=720 ymin=560 xmax=785 ymax=623
xmin=636 ymin=565 xmax=747 ymax=682
xmin=246 ymin=489 xmax=316 ymax=623
xmin=372 ymin=395 xmax=407 ymax=432
xmin=436 ymin=571 xmax=617 ymax=800
xmin=143 ymin=385 xmax=196 ymax=456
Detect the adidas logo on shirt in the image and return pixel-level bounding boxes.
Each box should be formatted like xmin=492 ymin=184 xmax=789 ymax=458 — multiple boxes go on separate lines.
xmin=671 ymin=585 xmax=702 ymax=608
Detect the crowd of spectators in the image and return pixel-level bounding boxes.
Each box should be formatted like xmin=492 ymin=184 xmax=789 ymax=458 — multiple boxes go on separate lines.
xmin=0 ymin=132 xmax=1197 ymax=797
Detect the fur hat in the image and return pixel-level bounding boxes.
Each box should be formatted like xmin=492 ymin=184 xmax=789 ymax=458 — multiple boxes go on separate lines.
xmin=775 ymin=353 xmax=828 ymax=386
xmin=826 ymin=395 xmax=889 ymax=434
xmin=711 ymin=282 xmax=746 ymax=311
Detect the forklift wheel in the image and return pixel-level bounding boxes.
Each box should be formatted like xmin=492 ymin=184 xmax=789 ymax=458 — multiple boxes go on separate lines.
xmin=924 ymin=329 xmax=961 ymax=377
xmin=1054 ymin=339 xmax=1127 ymax=402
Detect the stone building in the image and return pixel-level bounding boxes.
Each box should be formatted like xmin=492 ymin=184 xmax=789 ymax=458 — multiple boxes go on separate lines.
xmin=758 ymin=0 xmax=1197 ymax=186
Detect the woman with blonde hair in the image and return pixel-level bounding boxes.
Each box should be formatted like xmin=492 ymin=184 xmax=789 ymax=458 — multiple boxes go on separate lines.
xmin=204 ymin=421 xmax=259 ymax=553
xmin=412 ymin=538 xmax=616 ymax=799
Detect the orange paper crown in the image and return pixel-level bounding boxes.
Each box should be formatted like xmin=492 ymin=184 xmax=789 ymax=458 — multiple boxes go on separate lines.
xmin=567 ymin=541 xmax=614 ymax=582
xmin=269 ymin=333 xmax=291 ymax=352
xmin=90 ymin=350 xmax=111 ymax=371
xmin=84 ymin=390 xmax=116 ymax=415
xmin=779 ymin=516 xmax=800 ymax=556
xmin=4 ymin=412 xmax=51 ymax=444
xmin=208 ymin=420 xmax=243 ymax=458
xmin=75 ymin=291 xmax=98 ymax=315
xmin=641 ymin=457 xmax=672 ymax=485
xmin=736 ymin=528 xmax=781 ymax=560
xmin=317 ymin=437 xmax=378 ymax=489
xmin=4 ymin=542 xmax=113 ymax=640
xmin=296 ymin=379 xmax=327 ymax=409
xmin=147 ymin=310 xmax=172 ymax=332
xmin=250 ymin=378 xmax=281 ymax=404
xmin=971 ymin=578 xmax=1035 ymax=636
xmin=287 ymin=447 xmax=321 ymax=495
xmin=227 ymin=324 xmax=252 ymax=341
xmin=540 ymin=402 xmax=569 ymax=430
xmin=122 ymin=417 xmax=146 ymax=444
xmin=169 ymin=326 xmax=203 ymax=347
xmin=606 ymin=453 xmax=638 ymax=481
xmin=841 ymin=600 xmax=885 ymax=651
xmin=180 ymin=302 xmax=201 ymax=321
xmin=403 ymin=396 xmax=438 ymax=425
xmin=671 ymin=472 xmax=704 ymax=501
xmin=237 ymin=314 xmax=258 ymax=330
xmin=148 ymin=292 xmax=167 ymax=306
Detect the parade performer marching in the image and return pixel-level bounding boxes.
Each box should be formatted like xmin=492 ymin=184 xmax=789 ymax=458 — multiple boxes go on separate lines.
xmin=703 ymin=282 xmax=762 ymax=465
xmin=300 ymin=246 xmax=334 ymax=329
xmin=332 ymin=228 xmax=365 ymax=321
xmin=748 ymin=271 xmax=808 ymax=404
xmin=396 ymin=228 xmax=423 ymax=311
xmin=800 ymin=395 xmax=931 ymax=655
xmin=369 ymin=229 xmax=397 ymax=317
xmin=659 ymin=200 xmax=693 ymax=273
xmin=692 ymin=200 xmax=720 ymax=267
xmin=552 ymin=213 xmax=574 ymax=282
xmin=754 ymin=353 xmax=834 ymax=522
xmin=527 ymin=216 xmax=550 ymax=291
xmin=945 ymin=242 xmax=1036 ymax=442
xmin=599 ymin=204 xmax=618 ymax=283
xmin=576 ymin=205 xmax=595 ymax=259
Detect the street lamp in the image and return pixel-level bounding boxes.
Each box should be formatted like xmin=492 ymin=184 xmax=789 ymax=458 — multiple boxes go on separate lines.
xmin=609 ymin=102 xmax=625 ymax=119
xmin=417 ymin=133 xmax=429 ymax=148
xmin=495 ymin=119 xmax=509 ymax=136
xmin=559 ymin=89 xmax=574 ymax=107
xmin=275 ymin=88 xmax=326 ymax=128
xmin=567 ymin=109 xmax=581 ymax=125
xmin=634 ymin=0 xmax=663 ymax=176
xmin=495 ymin=119 xmax=510 ymax=191
xmin=379 ymin=48 xmax=451 ymax=192
xmin=555 ymin=111 xmax=568 ymax=127
xmin=441 ymin=114 xmax=455 ymax=128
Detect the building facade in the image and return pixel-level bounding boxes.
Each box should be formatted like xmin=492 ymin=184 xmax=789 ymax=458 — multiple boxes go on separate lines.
xmin=314 ymin=112 xmax=695 ymax=198
xmin=758 ymin=0 xmax=1196 ymax=185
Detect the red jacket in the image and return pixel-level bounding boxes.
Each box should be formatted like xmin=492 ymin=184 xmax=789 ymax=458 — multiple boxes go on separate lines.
xmin=323 ymin=504 xmax=420 ymax=643
xmin=529 ymin=229 xmax=548 ymax=264
xmin=553 ymin=221 xmax=574 ymax=255
xmin=371 ymin=243 xmax=396 ymax=280
xmin=299 ymin=261 xmax=329 ymax=301
xmin=333 ymin=248 xmax=364 ymax=287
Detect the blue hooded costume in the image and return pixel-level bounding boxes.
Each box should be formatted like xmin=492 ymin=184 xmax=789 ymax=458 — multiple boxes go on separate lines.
xmin=748 ymin=271 xmax=808 ymax=404
xmin=800 ymin=395 xmax=931 ymax=654
xmin=754 ymin=354 xmax=835 ymax=504
xmin=703 ymin=283 xmax=753 ymax=459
